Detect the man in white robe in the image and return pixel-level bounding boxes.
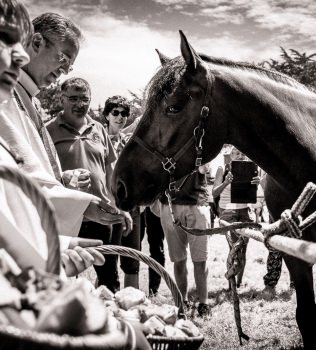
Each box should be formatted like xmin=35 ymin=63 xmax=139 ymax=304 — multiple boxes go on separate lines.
xmin=0 ymin=12 xmax=130 ymax=240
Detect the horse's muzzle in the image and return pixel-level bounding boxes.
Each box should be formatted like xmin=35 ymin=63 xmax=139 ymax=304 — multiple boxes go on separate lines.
xmin=114 ymin=179 xmax=133 ymax=211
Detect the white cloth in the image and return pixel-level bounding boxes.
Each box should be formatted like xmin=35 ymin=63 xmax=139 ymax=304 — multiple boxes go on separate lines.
xmin=0 ymin=138 xmax=47 ymax=270
xmin=0 ymin=97 xmax=95 ymax=237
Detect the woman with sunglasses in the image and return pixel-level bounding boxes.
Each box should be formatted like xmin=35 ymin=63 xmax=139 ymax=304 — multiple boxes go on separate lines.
xmin=103 ymin=95 xmax=141 ymax=290
xmin=103 ymin=95 xmax=131 ymax=154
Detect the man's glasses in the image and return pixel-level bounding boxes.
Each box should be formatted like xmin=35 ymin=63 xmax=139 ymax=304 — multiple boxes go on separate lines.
xmin=44 ymin=37 xmax=73 ymax=74
xmin=57 ymin=52 xmax=73 ymax=74
xmin=111 ymin=109 xmax=129 ymax=118
xmin=63 ymin=95 xmax=90 ymax=104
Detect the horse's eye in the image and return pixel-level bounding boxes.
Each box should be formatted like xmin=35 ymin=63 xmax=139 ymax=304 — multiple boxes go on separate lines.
xmin=166 ymin=105 xmax=181 ymax=114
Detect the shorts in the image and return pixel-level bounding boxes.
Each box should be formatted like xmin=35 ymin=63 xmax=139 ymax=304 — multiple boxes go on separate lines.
xmin=219 ymin=207 xmax=252 ymax=223
xmin=160 ymin=204 xmax=210 ymax=263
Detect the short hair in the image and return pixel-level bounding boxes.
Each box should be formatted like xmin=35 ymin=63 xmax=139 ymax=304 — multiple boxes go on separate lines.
xmin=0 ymin=0 xmax=33 ymax=48
xmin=61 ymin=77 xmax=91 ymax=95
xmin=103 ymin=95 xmax=130 ymax=117
xmin=32 ymin=12 xmax=83 ymax=47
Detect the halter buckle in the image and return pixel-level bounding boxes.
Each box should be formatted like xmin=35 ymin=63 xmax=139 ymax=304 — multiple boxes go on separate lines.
xmin=195 ymin=157 xmax=202 ymax=167
xmin=201 ymin=106 xmax=209 ymax=119
xmin=162 ymin=157 xmax=176 ymax=173
xmin=169 ymin=181 xmax=177 ymax=192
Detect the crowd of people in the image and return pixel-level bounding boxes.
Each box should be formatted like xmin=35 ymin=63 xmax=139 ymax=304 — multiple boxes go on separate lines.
xmin=0 ymin=2 xmax=293 ymax=344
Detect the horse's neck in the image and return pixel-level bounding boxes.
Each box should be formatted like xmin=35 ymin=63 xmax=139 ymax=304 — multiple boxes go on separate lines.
xmin=217 ymin=70 xmax=316 ymax=192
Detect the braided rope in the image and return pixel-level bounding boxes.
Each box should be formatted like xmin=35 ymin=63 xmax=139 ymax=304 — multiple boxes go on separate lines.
xmin=0 ymin=164 xmax=60 ymax=274
xmin=185 ymin=183 xmax=316 ymax=257
xmin=262 ymin=182 xmax=316 ymax=250
xmin=95 ymin=245 xmax=185 ymax=317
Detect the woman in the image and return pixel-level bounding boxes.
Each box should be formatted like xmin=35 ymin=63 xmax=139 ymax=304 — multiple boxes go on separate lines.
xmin=212 ymin=146 xmax=260 ymax=287
xmin=103 ymin=95 xmax=141 ymax=289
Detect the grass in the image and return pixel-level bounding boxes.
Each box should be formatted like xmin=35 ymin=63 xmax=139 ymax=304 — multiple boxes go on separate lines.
xmin=82 ymin=232 xmax=316 ymax=350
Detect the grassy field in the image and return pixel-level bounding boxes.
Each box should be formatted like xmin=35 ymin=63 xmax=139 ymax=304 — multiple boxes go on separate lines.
xmin=141 ymin=233 xmax=316 ymax=350
xmin=83 ymin=232 xmax=316 ymax=350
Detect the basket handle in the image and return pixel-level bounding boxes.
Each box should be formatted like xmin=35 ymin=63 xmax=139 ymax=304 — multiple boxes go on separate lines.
xmin=0 ymin=164 xmax=60 ymax=274
xmin=95 ymin=245 xmax=185 ymax=316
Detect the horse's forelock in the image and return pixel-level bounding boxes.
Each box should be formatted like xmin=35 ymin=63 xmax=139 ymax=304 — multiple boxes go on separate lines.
xmin=144 ymin=57 xmax=186 ymax=114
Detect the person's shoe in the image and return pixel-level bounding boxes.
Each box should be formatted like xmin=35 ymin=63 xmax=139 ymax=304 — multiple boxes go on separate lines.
xmin=262 ymin=285 xmax=276 ymax=300
xmin=197 ymin=303 xmax=211 ymax=317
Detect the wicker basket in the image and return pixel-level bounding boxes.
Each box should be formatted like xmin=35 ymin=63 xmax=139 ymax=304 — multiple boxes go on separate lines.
xmin=96 ymin=245 xmax=204 ymax=350
xmin=0 ymin=165 xmax=131 ymax=350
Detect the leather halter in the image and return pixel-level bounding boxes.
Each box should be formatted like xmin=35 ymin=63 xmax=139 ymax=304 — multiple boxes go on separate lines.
xmin=131 ymin=70 xmax=212 ymax=205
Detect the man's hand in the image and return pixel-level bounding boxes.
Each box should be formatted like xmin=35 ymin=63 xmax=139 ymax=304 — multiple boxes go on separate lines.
xmin=84 ymin=198 xmax=125 ymax=225
xmin=251 ymin=176 xmax=261 ymax=185
xmin=62 ymin=168 xmax=91 ymax=192
xmin=120 ymin=211 xmax=133 ymax=236
xmin=224 ymin=171 xmax=234 ymax=184
xmin=61 ymin=237 xmax=105 ymax=277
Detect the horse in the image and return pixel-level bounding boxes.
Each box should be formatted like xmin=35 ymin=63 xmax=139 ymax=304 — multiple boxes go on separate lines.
xmin=112 ymin=31 xmax=316 ymax=349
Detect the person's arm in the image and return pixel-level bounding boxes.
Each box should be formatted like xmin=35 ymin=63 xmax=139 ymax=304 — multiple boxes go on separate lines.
xmin=212 ymin=166 xmax=233 ymax=198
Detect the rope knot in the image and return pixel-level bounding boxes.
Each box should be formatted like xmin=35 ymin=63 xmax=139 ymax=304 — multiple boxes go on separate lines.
xmin=263 ymin=182 xmax=316 ymax=250
xmin=280 ymin=209 xmax=302 ymax=239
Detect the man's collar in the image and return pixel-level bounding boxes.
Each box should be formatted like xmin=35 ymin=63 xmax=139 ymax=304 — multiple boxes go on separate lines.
xmin=19 ymin=70 xmax=40 ymax=97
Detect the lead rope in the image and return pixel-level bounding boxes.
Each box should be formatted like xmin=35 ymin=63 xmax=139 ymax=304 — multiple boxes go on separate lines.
xmin=174 ymin=182 xmax=316 ymax=345
xmin=225 ymin=234 xmax=250 ymax=345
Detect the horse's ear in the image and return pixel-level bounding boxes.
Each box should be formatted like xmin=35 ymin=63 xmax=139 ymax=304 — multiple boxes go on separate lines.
xmin=179 ymin=30 xmax=203 ymax=71
xmin=155 ymin=49 xmax=170 ymax=66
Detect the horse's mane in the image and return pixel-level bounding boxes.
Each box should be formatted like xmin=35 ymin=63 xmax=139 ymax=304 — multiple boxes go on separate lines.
xmin=199 ymin=53 xmax=309 ymax=91
xmin=144 ymin=53 xmax=309 ymax=111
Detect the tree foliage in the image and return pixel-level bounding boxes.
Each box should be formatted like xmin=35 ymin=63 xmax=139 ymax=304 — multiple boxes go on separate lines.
xmin=37 ymin=82 xmax=62 ymax=122
xmin=261 ymin=47 xmax=316 ymax=90
xmin=125 ymin=90 xmax=143 ymax=127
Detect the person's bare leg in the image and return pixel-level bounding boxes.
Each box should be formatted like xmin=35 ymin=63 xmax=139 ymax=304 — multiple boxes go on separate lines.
xmin=174 ymin=259 xmax=188 ymax=301
xmin=193 ymin=261 xmax=208 ymax=304
xmin=124 ymin=273 xmax=139 ymax=289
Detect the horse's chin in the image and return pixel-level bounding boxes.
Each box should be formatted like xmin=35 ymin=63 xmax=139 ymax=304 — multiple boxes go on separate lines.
xmin=117 ymin=198 xmax=155 ymax=211
xmin=116 ymin=199 xmax=133 ymax=211
xmin=116 ymin=190 xmax=162 ymax=211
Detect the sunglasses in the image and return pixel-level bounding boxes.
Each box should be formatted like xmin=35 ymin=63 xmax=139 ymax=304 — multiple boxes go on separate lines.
xmin=111 ymin=110 xmax=129 ymax=118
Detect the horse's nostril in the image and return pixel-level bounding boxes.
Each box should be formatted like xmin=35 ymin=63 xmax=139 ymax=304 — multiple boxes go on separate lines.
xmin=116 ymin=180 xmax=127 ymax=202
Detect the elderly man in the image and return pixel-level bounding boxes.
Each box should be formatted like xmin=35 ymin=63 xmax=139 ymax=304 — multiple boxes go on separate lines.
xmin=0 ymin=12 xmax=129 ymax=274
xmin=47 ymin=78 xmax=132 ymax=289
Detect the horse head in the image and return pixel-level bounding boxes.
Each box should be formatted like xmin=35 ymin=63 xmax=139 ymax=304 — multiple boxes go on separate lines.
xmin=112 ymin=31 xmax=225 ymax=210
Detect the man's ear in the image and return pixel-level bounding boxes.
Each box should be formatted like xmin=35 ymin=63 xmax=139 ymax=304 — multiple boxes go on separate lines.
xmin=31 ymin=33 xmax=45 ymax=53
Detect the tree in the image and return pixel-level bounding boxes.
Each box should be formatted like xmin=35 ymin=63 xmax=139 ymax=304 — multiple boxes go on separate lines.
xmin=261 ymin=48 xmax=316 ymax=91
xmin=126 ymin=90 xmax=143 ymax=127
xmin=37 ymin=82 xmax=62 ymax=122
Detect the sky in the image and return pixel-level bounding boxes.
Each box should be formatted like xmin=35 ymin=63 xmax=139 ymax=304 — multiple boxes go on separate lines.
xmin=24 ymin=0 xmax=316 ymax=109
